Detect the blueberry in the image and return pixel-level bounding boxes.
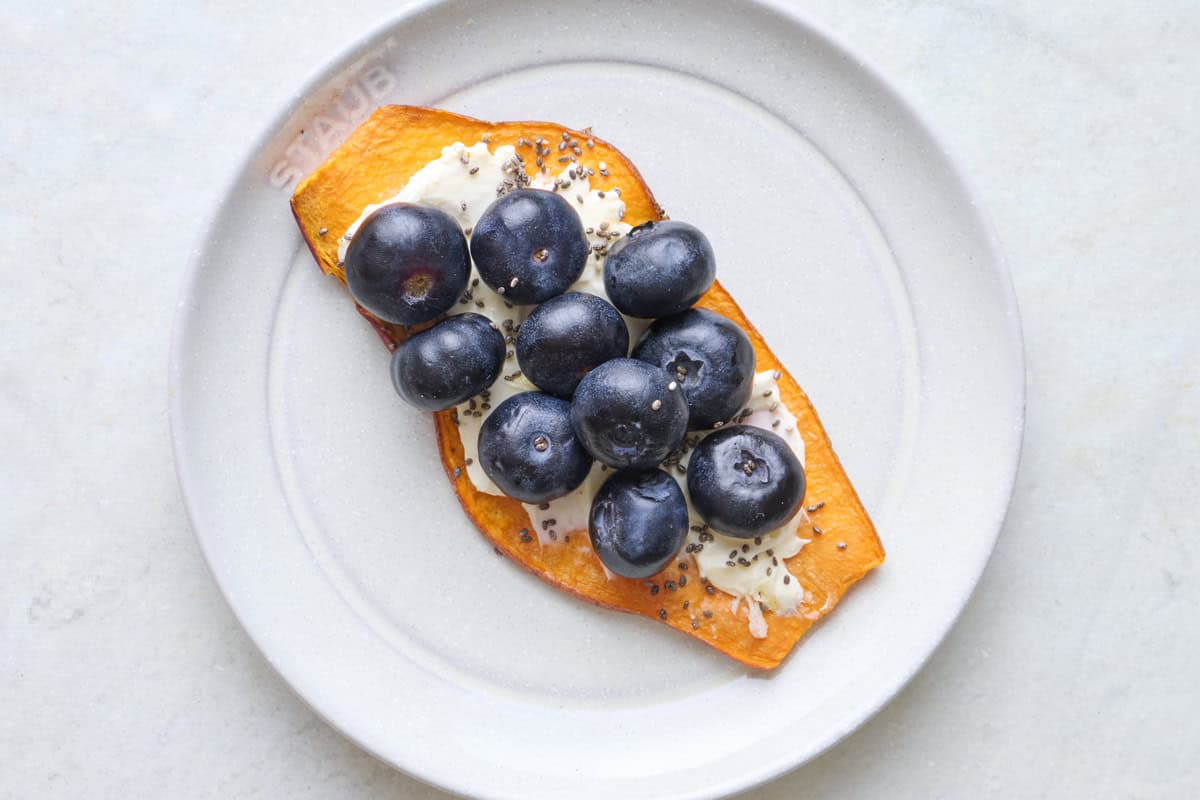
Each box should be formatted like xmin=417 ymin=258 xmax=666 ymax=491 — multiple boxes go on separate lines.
xmin=589 ymin=469 xmax=689 ymax=579
xmin=389 ymin=313 xmax=505 ymax=411
xmin=686 ymin=425 xmax=805 ymax=539
xmin=469 ymin=189 xmax=589 ymax=304
xmin=570 ymin=359 xmax=688 ymax=469
xmin=516 ymin=292 xmax=629 ymax=398
xmin=633 ymin=308 xmax=755 ymax=429
xmin=478 ymin=392 xmax=593 ymax=504
xmin=344 ymin=203 xmax=470 ymax=325
xmin=603 ymin=220 xmax=715 ymax=318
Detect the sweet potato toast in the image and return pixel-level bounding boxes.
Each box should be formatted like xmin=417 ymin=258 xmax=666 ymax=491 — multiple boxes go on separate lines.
xmin=291 ymin=105 xmax=884 ymax=669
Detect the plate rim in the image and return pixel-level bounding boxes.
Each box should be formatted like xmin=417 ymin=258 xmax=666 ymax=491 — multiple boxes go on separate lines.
xmin=169 ymin=1 xmax=1026 ymax=796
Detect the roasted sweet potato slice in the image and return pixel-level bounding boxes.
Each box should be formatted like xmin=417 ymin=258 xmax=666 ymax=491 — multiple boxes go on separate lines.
xmin=291 ymin=105 xmax=884 ymax=669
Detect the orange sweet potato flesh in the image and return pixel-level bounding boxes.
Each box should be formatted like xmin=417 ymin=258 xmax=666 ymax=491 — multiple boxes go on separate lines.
xmin=291 ymin=106 xmax=884 ymax=670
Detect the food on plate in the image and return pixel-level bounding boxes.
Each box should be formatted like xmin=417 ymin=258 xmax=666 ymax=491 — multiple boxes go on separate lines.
xmin=470 ymin=188 xmax=590 ymax=304
xmin=343 ymin=203 xmax=470 ymax=325
xmin=515 ymin=292 xmax=629 ymax=399
xmin=290 ymin=105 xmax=885 ymax=669
xmin=589 ymin=469 xmax=690 ymax=579
xmin=389 ymin=313 xmax=505 ymax=411
xmin=632 ymin=308 xmax=756 ymax=430
xmin=478 ymin=392 xmax=593 ymax=504
xmin=604 ymin=220 xmax=716 ymax=318
xmin=687 ymin=425 xmax=807 ymax=539
xmin=570 ymin=358 xmax=690 ymax=470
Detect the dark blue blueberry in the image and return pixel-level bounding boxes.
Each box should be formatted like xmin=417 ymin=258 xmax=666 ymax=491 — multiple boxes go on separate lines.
xmin=603 ymin=220 xmax=715 ymax=318
xmin=516 ymin=292 xmax=629 ymax=398
xmin=469 ymin=189 xmax=589 ymax=304
xmin=686 ymin=425 xmax=805 ymax=539
xmin=589 ymin=469 xmax=689 ymax=579
xmin=633 ymin=308 xmax=755 ymax=430
xmin=570 ymin=359 xmax=688 ymax=469
xmin=478 ymin=392 xmax=593 ymax=504
xmin=344 ymin=203 xmax=470 ymax=325
xmin=389 ymin=313 xmax=505 ymax=411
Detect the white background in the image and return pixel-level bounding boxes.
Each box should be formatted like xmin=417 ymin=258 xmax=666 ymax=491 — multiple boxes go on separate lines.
xmin=2 ymin=1 xmax=1198 ymax=798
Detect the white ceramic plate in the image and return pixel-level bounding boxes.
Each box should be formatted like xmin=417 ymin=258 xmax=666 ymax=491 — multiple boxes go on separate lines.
xmin=171 ymin=1 xmax=1024 ymax=797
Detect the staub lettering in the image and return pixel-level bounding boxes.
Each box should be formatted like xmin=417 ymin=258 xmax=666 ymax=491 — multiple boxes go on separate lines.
xmin=270 ymin=65 xmax=396 ymax=190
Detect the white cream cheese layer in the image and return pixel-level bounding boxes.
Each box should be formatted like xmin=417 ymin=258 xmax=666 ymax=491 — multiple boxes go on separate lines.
xmin=342 ymin=141 xmax=809 ymax=635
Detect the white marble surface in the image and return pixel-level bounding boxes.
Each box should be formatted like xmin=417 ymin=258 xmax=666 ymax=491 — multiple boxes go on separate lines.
xmin=2 ymin=1 xmax=1198 ymax=797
